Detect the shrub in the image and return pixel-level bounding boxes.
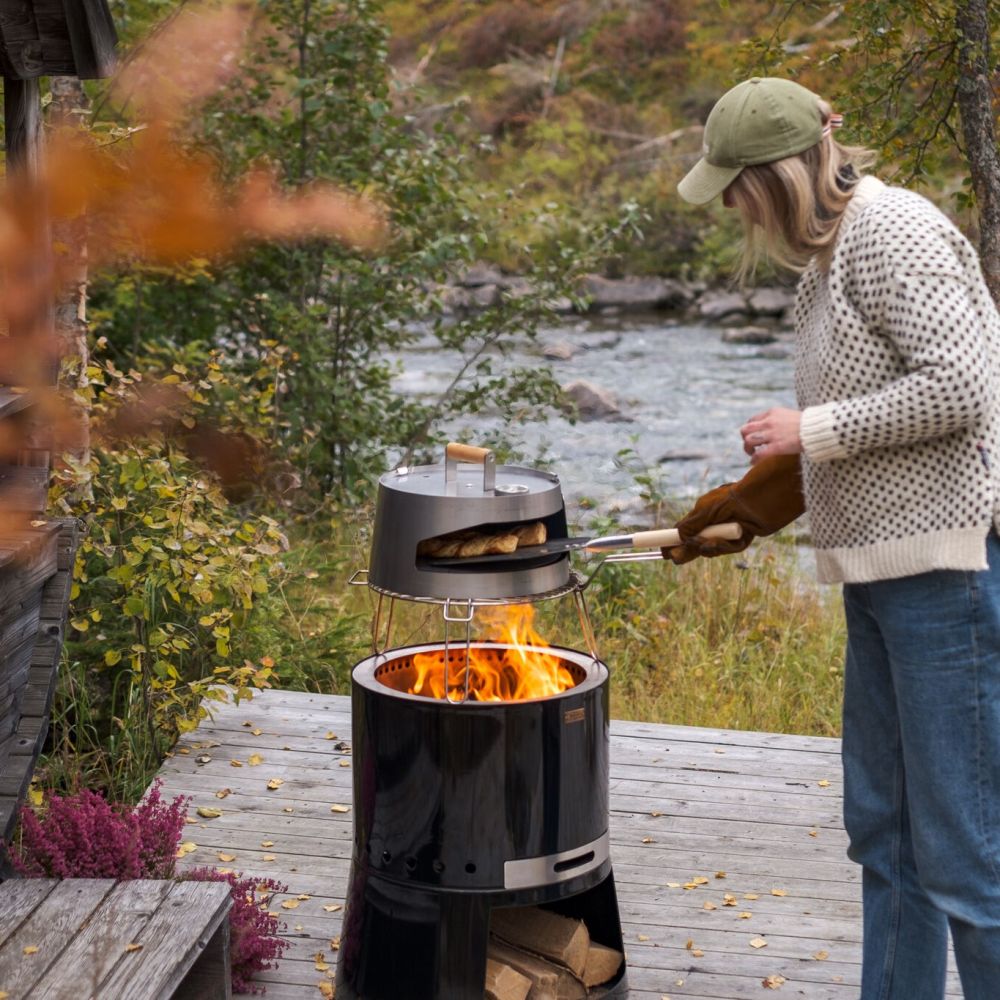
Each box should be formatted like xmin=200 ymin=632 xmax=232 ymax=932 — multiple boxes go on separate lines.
xmin=11 ymin=780 xmax=187 ymax=879
xmin=182 ymin=869 xmax=291 ymax=995
xmin=46 ymin=344 xmax=286 ymax=800
xmin=12 ymin=784 xmax=291 ymax=995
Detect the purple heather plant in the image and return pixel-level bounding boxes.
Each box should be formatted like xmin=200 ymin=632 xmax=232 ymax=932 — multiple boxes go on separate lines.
xmin=12 ymin=783 xmax=290 ymax=994
xmin=182 ymin=868 xmax=290 ymax=994
xmin=12 ymin=779 xmax=188 ymax=879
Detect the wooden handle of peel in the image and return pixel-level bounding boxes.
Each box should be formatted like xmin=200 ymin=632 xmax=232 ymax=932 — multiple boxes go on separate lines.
xmin=627 ymin=522 xmax=743 ymax=550
xmin=446 ymin=442 xmax=493 ymax=463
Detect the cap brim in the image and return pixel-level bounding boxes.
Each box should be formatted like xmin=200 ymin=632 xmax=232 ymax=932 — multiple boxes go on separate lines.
xmin=677 ymin=157 xmax=743 ymax=205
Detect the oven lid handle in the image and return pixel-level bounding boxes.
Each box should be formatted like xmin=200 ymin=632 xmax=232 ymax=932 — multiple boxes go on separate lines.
xmin=445 ymin=442 xmax=496 ymax=494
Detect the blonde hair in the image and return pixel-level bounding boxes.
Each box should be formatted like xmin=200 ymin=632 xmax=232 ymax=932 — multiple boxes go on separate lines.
xmin=727 ymin=100 xmax=877 ymax=285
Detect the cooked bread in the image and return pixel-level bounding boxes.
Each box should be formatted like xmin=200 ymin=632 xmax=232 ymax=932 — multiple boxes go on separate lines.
xmin=418 ymin=522 xmax=545 ymax=559
xmin=456 ymin=532 xmax=518 ymax=557
xmin=512 ymin=521 xmax=546 ymax=547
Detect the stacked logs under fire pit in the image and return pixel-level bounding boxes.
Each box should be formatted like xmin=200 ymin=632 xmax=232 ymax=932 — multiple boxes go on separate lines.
xmin=335 ymin=445 xmax=652 ymax=999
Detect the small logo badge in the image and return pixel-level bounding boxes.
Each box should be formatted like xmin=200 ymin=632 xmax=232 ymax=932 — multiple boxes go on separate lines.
xmin=564 ymin=707 xmax=585 ymax=724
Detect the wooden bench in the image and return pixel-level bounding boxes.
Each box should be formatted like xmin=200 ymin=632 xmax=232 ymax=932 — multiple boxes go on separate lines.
xmin=0 ymin=877 xmax=232 ymax=999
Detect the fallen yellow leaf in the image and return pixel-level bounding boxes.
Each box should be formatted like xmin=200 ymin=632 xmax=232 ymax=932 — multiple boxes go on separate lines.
xmin=703 ymin=902 xmax=717 ymax=911
xmin=248 ymin=753 xmax=264 ymax=766
xmin=298 ymin=894 xmax=311 ymax=901
xmin=818 ymin=779 xmax=831 ymax=787
xmin=325 ymin=732 xmax=337 ymax=740
xmin=323 ymin=904 xmax=342 ymax=913
xmin=723 ymin=894 xmax=737 ymax=906
xmin=267 ymin=778 xmax=284 ymax=790
xmin=281 ymin=899 xmax=299 ymax=910
xmin=125 ymin=943 xmax=143 ymax=953
xmin=650 ymin=810 xmax=663 ymax=817
xmin=184 ymin=817 xmax=199 ymax=825
xmin=637 ymin=934 xmax=649 ymax=942
xmin=230 ymin=760 xmax=243 ymax=768
xmin=216 ymin=788 xmax=232 ymax=799
xmin=251 ymin=728 xmax=263 ymax=736
xmin=197 ymin=807 xmax=223 ymax=819
xmin=176 ymin=841 xmax=197 ymax=857
xmin=641 ymin=837 xmax=654 ymax=844
xmin=217 ymin=868 xmax=233 ymax=875
xmin=218 ymin=853 xmax=236 ymax=862
xmin=763 ymin=974 xmax=786 ymax=989
xmin=714 ymin=871 xmax=726 ymax=879
xmin=814 ymin=950 xmax=829 ymax=960
xmin=739 ymin=911 xmax=752 ymax=919
xmin=339 ymin=760 xmax=350 ymax=767
xmin=319 ymin=983 xmax=334 ymax=998
xmin=22 ymin=946 xmax=39 ymax=956
xmin=283 ymin=806 xmax=295 ymax=813
xmin=744 ymin=893 xmax=759 ymax=900
xmin=330 ymin=936 xmax=341 ymax=950
xmin=771 ymin=888 xmax=788 ymax=897
xmin=750 ymin=937 xmax=768 ymax=949
xmin=261 ymin=840 xmax=274 ymax=848
xmin=330 ymin=804 xmax=350 ymax=813
xmin=692 ymin=949 xmax=704 ymax=958
xmin=242 ymin=721 xmax=253 ymax=727
xmin=685 ymin=939 xmax=693 ymax=950
xmin=262 ymin=854 xmax=277 ymax=861
xmin=665 ymin=882 xmax=681 ymax=888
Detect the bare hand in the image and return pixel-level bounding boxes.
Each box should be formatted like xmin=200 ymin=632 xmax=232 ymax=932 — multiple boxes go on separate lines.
xmin=740 ymin=407 xmax=803 ymax=465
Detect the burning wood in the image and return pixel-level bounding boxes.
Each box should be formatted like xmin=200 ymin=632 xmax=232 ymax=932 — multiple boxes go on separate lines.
xmin=406 ymin=604 xmax=577 ymax=701
xmin=487 ymin=906 xmax=624 ymax=997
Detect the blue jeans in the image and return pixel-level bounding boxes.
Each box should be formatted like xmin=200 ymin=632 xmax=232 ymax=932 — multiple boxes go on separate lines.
xmin=842 ymin=532 xmax=1000 ymax=999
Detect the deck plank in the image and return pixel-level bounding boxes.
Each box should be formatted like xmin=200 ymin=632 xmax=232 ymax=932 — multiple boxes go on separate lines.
xmin=154 ymin=690 xmax=961 ymax=998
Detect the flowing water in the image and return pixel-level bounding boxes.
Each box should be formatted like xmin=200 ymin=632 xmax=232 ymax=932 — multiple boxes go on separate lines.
xmin=392 ymin=312 xmax=796 ymax=525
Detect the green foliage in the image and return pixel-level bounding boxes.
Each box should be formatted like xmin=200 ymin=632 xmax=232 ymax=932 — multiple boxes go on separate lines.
xmin=46 ymin=347 xmax=290 ymax=799
xmin=88 ymin=0 xmax=640 ymax=501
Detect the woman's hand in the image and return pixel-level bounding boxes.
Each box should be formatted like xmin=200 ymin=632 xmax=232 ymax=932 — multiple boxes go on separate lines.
xmin=740 ymin=407 xmax=803 ymax=465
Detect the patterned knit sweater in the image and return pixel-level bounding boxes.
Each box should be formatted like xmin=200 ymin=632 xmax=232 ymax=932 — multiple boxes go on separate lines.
xmin=795 ymin=176 xmax=1000 ymax=584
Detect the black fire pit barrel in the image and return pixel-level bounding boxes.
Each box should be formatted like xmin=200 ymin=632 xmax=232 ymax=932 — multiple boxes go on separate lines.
xmin=336 ymin=643 xmax=627 ymax=1000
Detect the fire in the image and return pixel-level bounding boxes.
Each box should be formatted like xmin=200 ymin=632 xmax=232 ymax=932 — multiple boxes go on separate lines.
xmin=408 ymin=605 xmax=576 ymax=702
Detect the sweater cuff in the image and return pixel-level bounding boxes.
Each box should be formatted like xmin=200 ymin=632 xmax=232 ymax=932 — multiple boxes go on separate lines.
xmin=800 ymin=403 xmax=848 ymax=462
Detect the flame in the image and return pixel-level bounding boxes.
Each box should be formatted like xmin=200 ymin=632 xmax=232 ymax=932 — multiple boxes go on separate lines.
xmin=407 ymin=605 xmax=576 ymax=702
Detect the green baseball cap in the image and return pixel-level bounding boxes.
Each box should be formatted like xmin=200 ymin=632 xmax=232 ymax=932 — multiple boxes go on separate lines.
xmin=678 ymin=77 xmax=824 ymax=205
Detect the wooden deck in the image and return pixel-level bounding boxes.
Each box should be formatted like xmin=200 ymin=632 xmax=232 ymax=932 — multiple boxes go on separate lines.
xmin=155 ymin=689 xmax=962 ymax=999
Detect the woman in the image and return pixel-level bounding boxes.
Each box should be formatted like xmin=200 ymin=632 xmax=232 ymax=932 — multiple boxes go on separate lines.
xmin=672 ymin=77 xmax=1000 ymax=999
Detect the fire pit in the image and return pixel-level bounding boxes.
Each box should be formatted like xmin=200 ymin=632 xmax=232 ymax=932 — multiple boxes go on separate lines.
xmin=336 ymin=445 xmax=631 ymax=999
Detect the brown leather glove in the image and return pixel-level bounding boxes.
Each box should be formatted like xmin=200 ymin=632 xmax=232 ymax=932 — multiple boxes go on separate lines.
xmin=665 ymin=454 xmax=805 ymax=565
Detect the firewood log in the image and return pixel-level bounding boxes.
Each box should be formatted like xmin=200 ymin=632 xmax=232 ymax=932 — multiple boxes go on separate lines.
xmin=491 ymin=906 xmax=590 ymax=979
xmin=487 ymin=940 xmax=587 ymax=1000
xmin=485 ymin=958 xmax=532 ymax=1000
xmin=582 ymin=941 xmax=623 ymax=987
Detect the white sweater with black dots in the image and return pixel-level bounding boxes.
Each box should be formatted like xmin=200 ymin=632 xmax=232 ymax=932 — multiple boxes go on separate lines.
xmin=795 ymin=176 xmax=1000 ymax=584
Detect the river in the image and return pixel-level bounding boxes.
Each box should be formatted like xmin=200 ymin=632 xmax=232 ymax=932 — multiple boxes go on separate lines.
xmin=391 ymin=312 xmax=796 ymax=525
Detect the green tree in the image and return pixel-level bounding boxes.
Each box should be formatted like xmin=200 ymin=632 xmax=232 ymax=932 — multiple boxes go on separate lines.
xmin=739 ymin=0 xmax=1000 ymax=303
xmin=90 ymin=0 xmax=638 ymax=500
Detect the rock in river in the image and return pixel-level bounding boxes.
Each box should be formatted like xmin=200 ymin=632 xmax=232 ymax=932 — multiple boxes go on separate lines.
xmin=722 ymin=326 xmax=778 ymax=345
xmin=562 ymin=380 xmax=631 ymax=422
